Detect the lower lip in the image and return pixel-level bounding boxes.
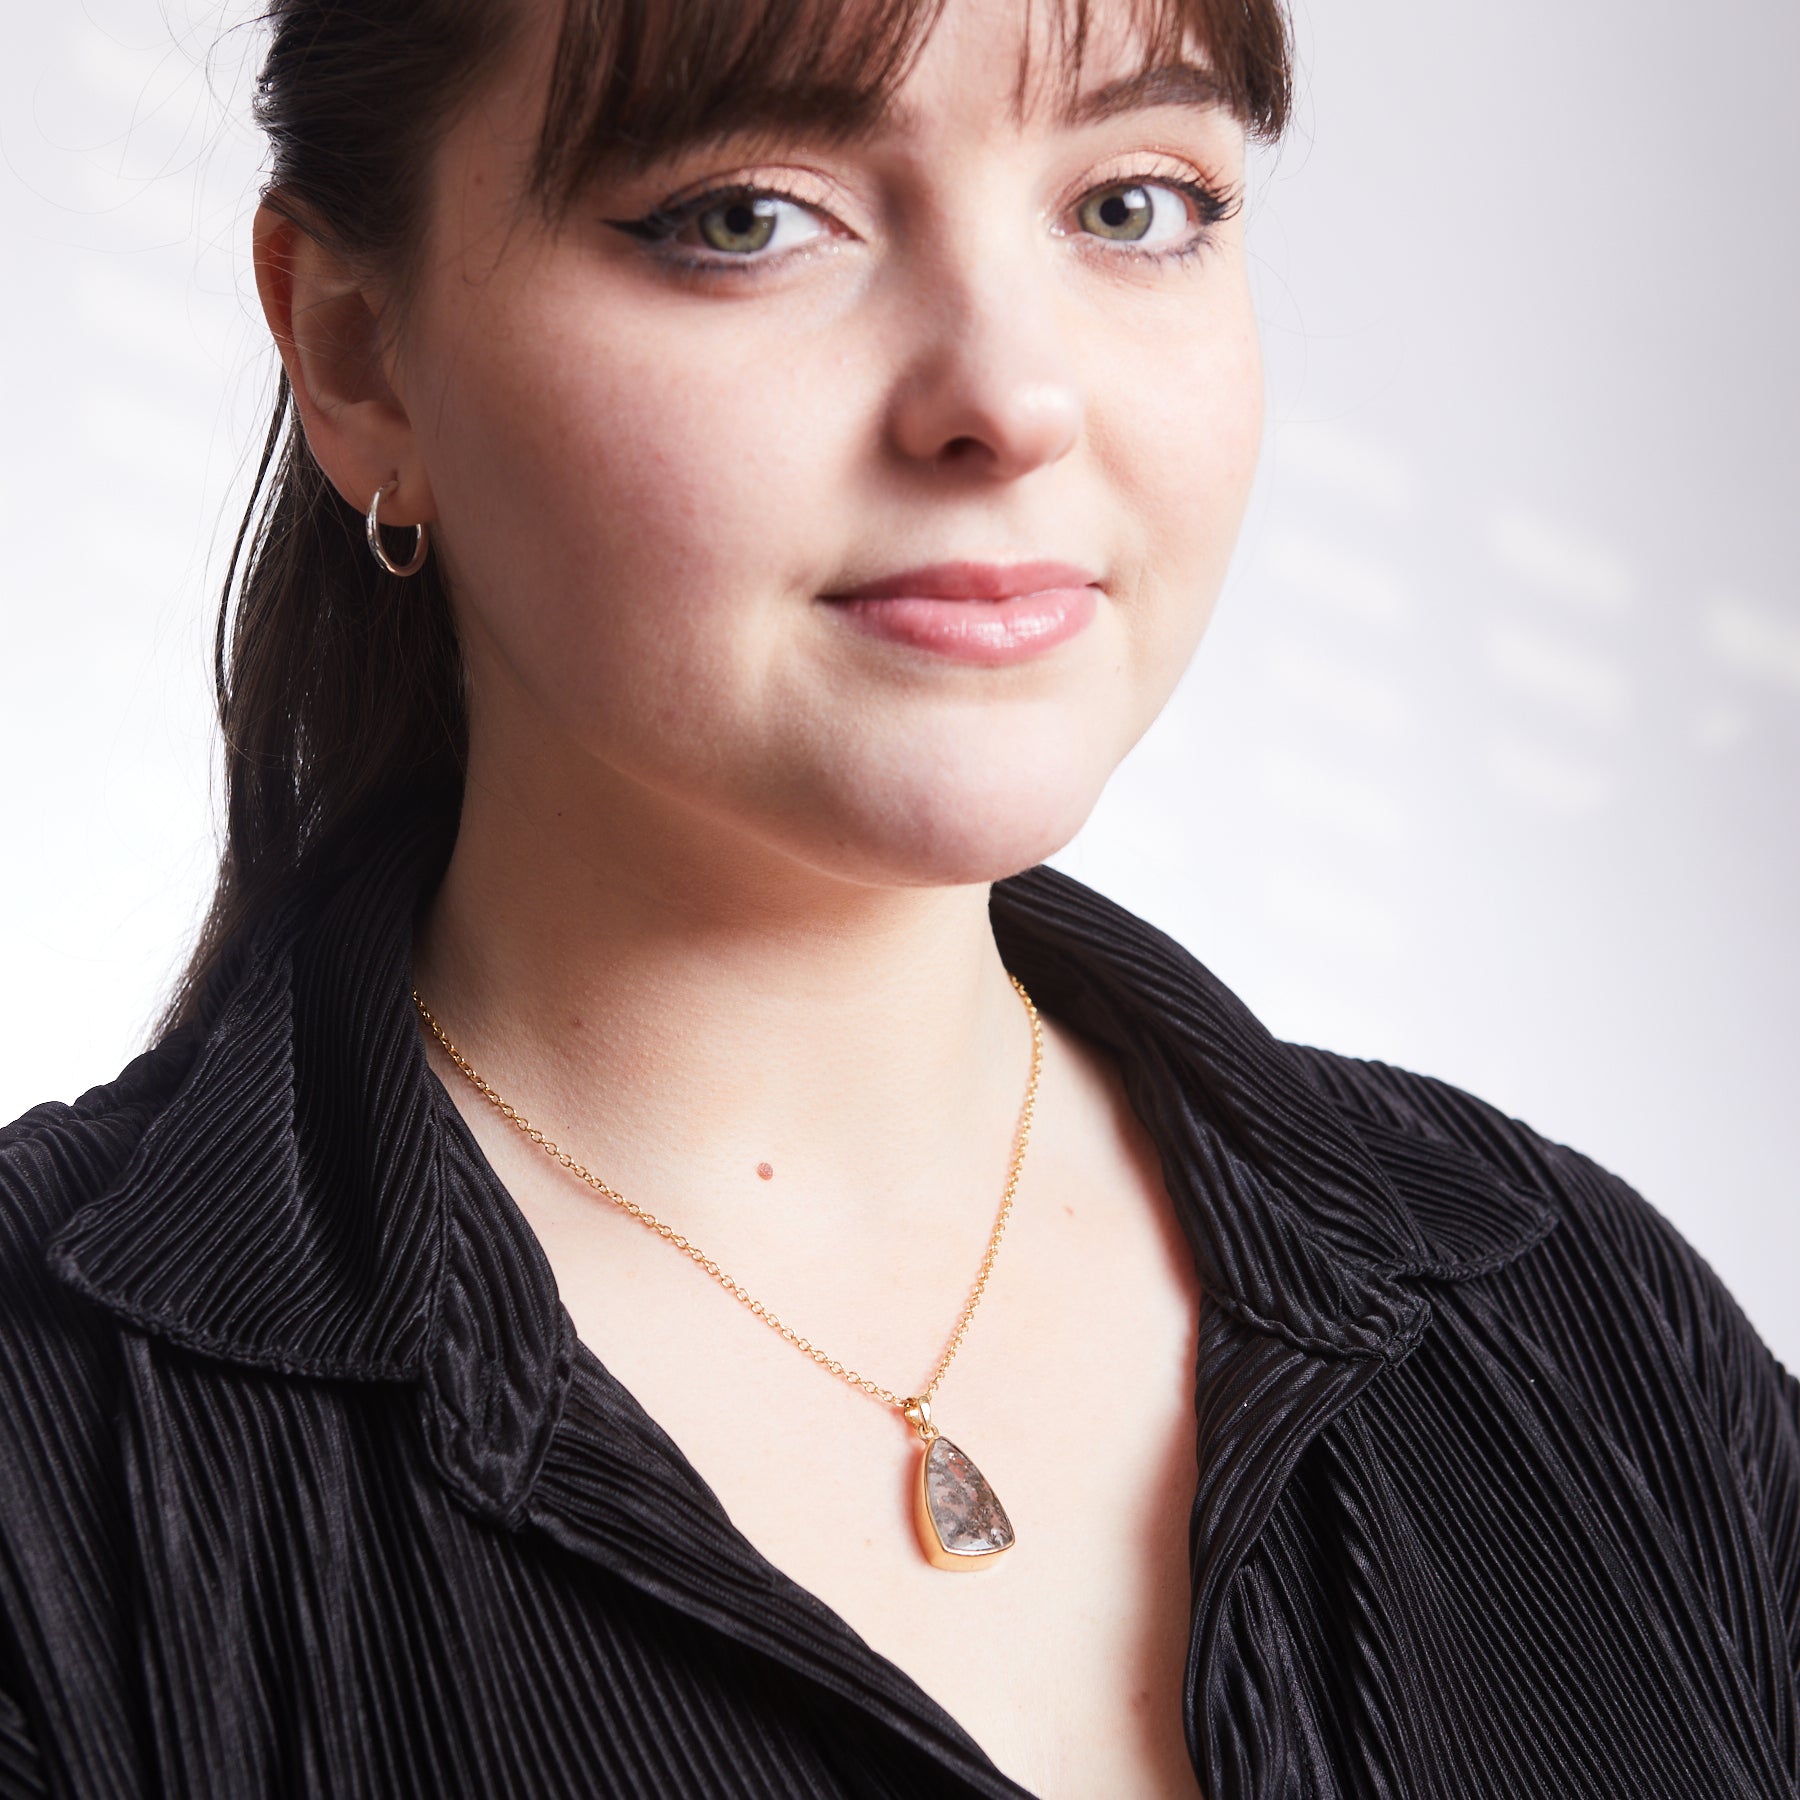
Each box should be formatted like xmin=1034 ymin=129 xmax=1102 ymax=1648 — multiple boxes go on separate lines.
xmin=824 ymin=586 xmax=1099 ymax=664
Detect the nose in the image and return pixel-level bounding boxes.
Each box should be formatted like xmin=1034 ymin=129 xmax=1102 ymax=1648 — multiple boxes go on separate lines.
xmin=884 ymin=255 xmax=1084 ymax=481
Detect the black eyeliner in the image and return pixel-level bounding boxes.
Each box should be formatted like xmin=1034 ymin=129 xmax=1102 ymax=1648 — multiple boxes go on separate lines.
xmin=602 ymin=183 xmax=776 ymax=244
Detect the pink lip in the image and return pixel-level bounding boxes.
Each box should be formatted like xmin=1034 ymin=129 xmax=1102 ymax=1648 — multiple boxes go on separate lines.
xmin=821 ymin=560 xmax=1101 ymax=664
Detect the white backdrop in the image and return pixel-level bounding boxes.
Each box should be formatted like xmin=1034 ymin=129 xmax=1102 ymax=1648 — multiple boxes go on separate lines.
xmin=3 ymin=1 xmax=1795 ymax=1367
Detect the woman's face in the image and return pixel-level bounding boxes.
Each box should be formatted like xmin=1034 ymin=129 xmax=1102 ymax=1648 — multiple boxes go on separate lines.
xmin=397 ymin=0 xmax=1263 ymax=886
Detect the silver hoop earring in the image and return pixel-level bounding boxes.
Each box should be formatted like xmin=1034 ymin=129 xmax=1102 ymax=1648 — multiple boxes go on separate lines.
xmin=365 ymin=480 xmax=429 ymax=578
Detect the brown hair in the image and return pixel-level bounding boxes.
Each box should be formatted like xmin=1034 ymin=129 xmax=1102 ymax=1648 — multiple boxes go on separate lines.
xmin=166 ymin=0 xmax=1293 ymax=1028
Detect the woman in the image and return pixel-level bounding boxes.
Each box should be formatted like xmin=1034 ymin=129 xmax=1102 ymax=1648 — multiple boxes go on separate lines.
xmin=1 ymin=0 xmax=1794 ymax=1794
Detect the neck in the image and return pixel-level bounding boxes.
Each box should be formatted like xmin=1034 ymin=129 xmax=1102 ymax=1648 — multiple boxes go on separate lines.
xmin=411 ymin=764 xmax=1039 ymax=1247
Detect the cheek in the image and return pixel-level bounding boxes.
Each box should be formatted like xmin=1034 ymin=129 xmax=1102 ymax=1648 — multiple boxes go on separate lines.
xmin=1094 ymin=277 xmax=1265 ymax=708
xmin=410 ymin=262 xmax=834 ymax=752
xmin=1130 ymin=291 xmax=1264 ymax=578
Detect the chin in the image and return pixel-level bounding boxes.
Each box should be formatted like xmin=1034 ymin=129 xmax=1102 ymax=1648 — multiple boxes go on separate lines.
xmin=786 ymin=740 xmax=1112 ymax=891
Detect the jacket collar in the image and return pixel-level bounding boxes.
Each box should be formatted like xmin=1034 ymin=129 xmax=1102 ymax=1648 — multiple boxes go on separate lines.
xmin=48 ymin=816 xmax=457 ymax=1382
xmin=988 ymin=872 xmax=1555 ymax=1352
xmin=47 ymin=807 xmax=1555 ymax=1446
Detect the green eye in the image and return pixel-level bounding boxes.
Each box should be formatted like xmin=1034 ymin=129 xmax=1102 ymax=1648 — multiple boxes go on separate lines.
xmin=697 ymin=196 xmax=781 ymax=255
xmin=1078 ymin=183 xmax=1155 ymax=243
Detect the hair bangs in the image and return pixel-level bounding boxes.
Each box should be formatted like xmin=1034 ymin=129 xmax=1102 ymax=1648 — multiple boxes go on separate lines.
xmin=1015 ymin=0 xmax=1292 ymax=139
xmin=532 ymin=0 xmax=949 ymax=207
xmin=531 ymin=0 xmax=1290 ymax=216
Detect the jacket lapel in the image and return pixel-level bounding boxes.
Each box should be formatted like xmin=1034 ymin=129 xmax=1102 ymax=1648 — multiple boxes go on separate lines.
xmin=988 ymin=865 xmax=1561 ymax=1784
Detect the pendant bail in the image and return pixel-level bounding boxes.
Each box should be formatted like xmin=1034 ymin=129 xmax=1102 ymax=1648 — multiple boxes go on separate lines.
xmin=901 ymin=1396 xmax=939 ymax=1443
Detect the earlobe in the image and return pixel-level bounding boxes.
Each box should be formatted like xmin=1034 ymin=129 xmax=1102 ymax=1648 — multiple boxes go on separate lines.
xmin=251 ymin=198 xmax=435 ymax=527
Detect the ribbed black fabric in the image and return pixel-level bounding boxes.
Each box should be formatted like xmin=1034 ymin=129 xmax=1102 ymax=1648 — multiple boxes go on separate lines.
xmin=1 ymin=812 xmax=1796 ymax=1798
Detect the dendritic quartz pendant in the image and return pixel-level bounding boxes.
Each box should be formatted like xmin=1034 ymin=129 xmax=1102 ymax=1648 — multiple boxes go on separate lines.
xmin=915 ymin=1435 xmax=1015 ymax=1569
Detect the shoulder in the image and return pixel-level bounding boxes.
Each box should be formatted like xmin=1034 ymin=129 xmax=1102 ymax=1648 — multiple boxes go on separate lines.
xmin=1285 ymin=1041 xmax=1743 ymax=1313
xmin=1282 ymin=1041 xmax=1594 ymax=1206
xmin=1285 ymin=1041 xmax=1730 ymax=1311
xmin=0 ymin=1030 xmax=201 ymax=1341
xmin=1288 ymin=1042 xmax=1799 ymax=1480
xmin=0 ymin=1035 xmax=206 ymax=1755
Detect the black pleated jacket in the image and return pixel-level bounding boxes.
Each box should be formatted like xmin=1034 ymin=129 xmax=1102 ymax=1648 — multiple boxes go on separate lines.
xmin=2 ymin=816 xmax=1797 ymax=1799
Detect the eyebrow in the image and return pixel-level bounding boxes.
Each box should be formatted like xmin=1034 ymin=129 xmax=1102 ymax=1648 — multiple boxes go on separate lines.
xmin=586 ymin=59 xmax=1232 ymax=185
xmin=1053 ymin=62 xmax=1230 ymax=130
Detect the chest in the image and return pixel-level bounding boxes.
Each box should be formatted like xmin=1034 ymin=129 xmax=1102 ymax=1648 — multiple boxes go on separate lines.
xmin=538 ymin=1152 xmax=1207 ymax=1798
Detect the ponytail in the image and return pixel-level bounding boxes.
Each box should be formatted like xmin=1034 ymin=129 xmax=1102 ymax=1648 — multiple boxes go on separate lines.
xmin=160 ymin=369 xmax=465 ymax=1030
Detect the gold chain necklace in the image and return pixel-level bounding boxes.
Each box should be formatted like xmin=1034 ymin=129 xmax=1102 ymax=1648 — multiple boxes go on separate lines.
xmin=411 ymin=974 xmax=1043 ymax=1572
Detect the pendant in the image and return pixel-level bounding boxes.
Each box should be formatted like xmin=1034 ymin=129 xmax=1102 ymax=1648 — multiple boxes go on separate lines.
xmin=902 ymin=1398 xmax=1015 ymax=1570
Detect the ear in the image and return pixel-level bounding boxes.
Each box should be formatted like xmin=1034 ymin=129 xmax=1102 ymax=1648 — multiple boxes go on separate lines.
xmin=252 ymin=200 xmax=436 ymax=529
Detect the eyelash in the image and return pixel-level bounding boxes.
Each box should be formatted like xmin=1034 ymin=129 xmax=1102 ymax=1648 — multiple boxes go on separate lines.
xmin=607 ymin=169 xmax=1240 ymax=280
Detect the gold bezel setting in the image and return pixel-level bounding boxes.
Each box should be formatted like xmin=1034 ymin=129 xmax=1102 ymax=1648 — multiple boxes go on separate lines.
xmin=914 ymin=1434 xmax=1016 ymax=1570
